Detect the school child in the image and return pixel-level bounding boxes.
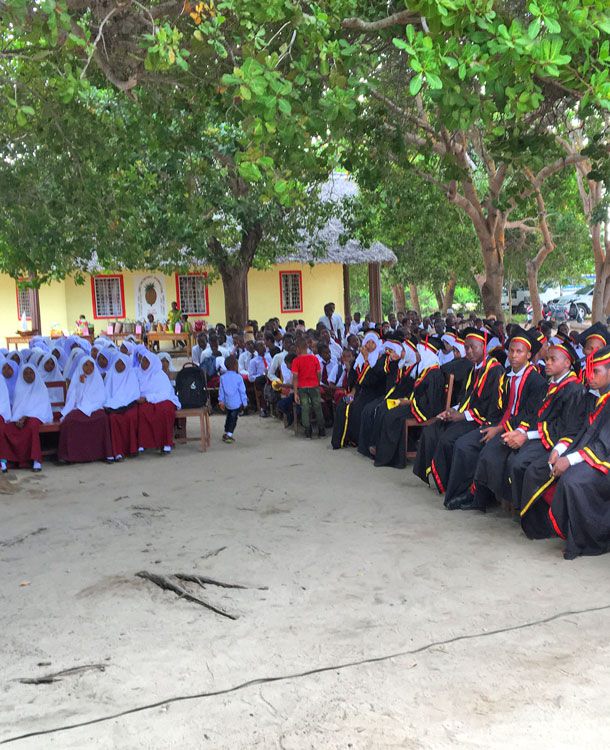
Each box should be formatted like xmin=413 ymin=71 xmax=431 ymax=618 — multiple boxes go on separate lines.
xmin=104 ymin=353 xmax=141 ymax=460
xmin=136 ymin=353 xmax=181 ymax=454
xmin=248 ymin=342 xmax=272 ymax=417
xmin=292 ymin=339 xmax=325 ymax=438
xmin=218 ymin=355 xmax=248 ymax=443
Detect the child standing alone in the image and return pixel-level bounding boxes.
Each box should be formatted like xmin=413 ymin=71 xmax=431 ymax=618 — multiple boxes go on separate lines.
xmin=292 ymin=340 xmax=326 ymax=438
xmin=219 ymin=355 xmax=248 ymax=443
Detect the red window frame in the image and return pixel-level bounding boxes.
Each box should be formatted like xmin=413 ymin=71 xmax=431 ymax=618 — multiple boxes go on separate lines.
xmin=15 ymin=280 xmax=32 ymax=321
xmin=279 ymin=270 xmax=303 ymax=314
xmin=90 ymin=274 xmax=126 ymax=320
xmin=175 ymin=272 xmax=210 ymax=317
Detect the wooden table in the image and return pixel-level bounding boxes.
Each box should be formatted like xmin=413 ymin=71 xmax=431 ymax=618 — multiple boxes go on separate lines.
xmin=6 ymin=334 xmax=36 ymax=350
xmin=146 ymin=331 xmax=192 ymax=357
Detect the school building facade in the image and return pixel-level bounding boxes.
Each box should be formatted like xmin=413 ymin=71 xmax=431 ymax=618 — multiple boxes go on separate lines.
xmin=0 ymin=262 xmax=348 ymax=340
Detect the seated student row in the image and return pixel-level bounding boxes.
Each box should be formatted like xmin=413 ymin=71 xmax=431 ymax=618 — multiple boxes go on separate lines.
xmin=0 ymin=339 xmax=180 ymax=473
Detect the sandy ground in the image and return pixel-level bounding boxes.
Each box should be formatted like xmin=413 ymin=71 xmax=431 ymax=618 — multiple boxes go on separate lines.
xmin=1 ymin=413 xmax=610 ymax=750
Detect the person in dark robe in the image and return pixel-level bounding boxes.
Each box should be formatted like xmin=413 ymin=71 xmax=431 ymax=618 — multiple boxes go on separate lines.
xmin=413 ymin=328 xmax=504 ymax=494
xmin=546 ymin=345 xmax=610 ymax=558
xmin=440 ymin=337 xmax=472 ymax=405
xmin=59 ymin=356 xmax=113 ymax=463
xmin=136 ymin=353 xmax=181 ymax=454
xmin=357 ymin=339 xmax=413 ymax=457
xmin=371 ymin=337 xmax=445 ymax=468
xmin=505 ymin=340 xmax=585 ymax=525
xmin=332 ymin=332 xmax=386 ymax=449
xmin=1 ymin=365 xmax=53 ymax=472
xmin=578 ymin=322 xmax=610 ymax=389
xmin=446 ymin=327 xmax=547 ymax=510
xmin=104 ymin=353 xmax=141 ymax=461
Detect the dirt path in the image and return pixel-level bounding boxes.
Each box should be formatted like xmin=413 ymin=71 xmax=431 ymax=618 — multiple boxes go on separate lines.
xmin=1 ymin=414 xmax=609 ymax=749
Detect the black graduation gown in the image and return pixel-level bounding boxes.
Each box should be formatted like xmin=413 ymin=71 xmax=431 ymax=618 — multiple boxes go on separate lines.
xmin=522 ymin=392 xmax=610 ymax=554
xmin=372 ymin=366 xmax=445 ymax=468
xmin=441 ymin=358 xmax=473 ymax=406
xmin=413 ymin=358 xmax=504 ymax=493
xmin=331 ymin=355 xmax=387 ymax=449
xmin=357 ymin=363 xmax=414 ymax=458
xmin=549 ymin=395 xmax=610 ymax=558
xmin=468 ymin=366 xmax=548 ymax=508
xmin=509 ymin=374 xmax=584 ymax=517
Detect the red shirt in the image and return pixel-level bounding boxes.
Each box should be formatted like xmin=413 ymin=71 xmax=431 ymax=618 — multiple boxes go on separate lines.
xmin=291 ymin=354 xmax=320 ymax=388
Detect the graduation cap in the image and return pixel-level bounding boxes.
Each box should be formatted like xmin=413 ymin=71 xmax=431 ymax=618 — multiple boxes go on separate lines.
xmin=418 ymin=333 xmax=443 ymax=352
xmin=579 ymin=322 xmax=610 ymax=349
xmin=591 ymin=344 xmax=610 ymax=367
xmin=549 ymin=338 xmax=580 ymax=371
xmin=507 ymin=326 xmax=542 ymax=358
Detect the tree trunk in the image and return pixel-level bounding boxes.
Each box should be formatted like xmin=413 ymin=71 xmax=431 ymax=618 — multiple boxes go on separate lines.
xmin=433 ymin=287 xmax=444 ymax=311
xmin=391 ymin=283 xmax=406 ymax=314
xmin=219 ymin=265 xmax=249 ymax=326
xmin=441 ymin=273 xmax=457 ymax=314
xmin=479 ymin=248 xmax=504 ymax=319
xmin=526 ymin=260 xmax=542 ymax=324
xmin=591 ymin=222 xmax=610 ymax=322
xmin=408 ymin=282 xmax=421 ymax=315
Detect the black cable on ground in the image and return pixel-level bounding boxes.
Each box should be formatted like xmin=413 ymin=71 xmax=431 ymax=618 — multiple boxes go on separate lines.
xmin=2 ymin=602 xmax=609 ymax=745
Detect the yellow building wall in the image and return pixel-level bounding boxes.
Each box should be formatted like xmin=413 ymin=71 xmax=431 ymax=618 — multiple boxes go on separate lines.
xmin=248 ymin=262 xmax=344 ymax=327
xmin=0 ymin=263 xmax=345 ymax=342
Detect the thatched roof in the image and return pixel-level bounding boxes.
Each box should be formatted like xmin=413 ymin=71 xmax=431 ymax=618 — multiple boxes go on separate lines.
xmin=277 ymin=173 xmax=397 ymax=267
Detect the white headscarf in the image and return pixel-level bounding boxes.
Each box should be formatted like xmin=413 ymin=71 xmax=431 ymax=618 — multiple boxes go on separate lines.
xmin=137 ymin=353 xmax=180 ymax=407
xmin=37 ymin=353 xmax=63 ymax=383
xmin=1 ymin=358 xmax=19 ymax=403
xmin=383 ymin=341 xmax=403 ymax=357
xmin=64 ymin=347 xmax=86 ymax=380
xmin=400 ymin=340 xmax=419 ymax=369
xmin=61 ymin=356 xmax=106 ymax=418
xmin=355 ymin=332 xmax=383 ymax=370
xmin=158 ymin=352 xmax=174 ymax=372
xmin=0 ymin=365 xmax=11 ymax=422
xmin=453 ymin=340 xmax=466 ymax=358
xmin=11 ymin=365 xmax=53 ymax=424
xmin=415 ymin=342 xmax=440 ymax=375
xmin=104 ymin=354 xmax=141 ymax=410
xmin=95 ymin=347 xmax=117 ymax=377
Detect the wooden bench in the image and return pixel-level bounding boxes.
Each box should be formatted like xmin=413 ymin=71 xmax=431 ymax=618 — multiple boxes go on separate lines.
xmin=38 ymin=381 xmax=211 ymax=454
xmin=404 ymin=373 xmax=454 ymax=461
xmin=174 ymin=407 xmax=211 ymax=452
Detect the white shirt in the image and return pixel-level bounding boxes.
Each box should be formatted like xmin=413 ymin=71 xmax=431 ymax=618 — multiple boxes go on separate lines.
xmin=318 ymin=313 xmax=344 ymax=340
xmin=238 ymin=350 xmax=253 ymax=377
xmin=192 ymin=344 xmax=211 ymax=366
xmin=349 ymin=321 xmax=362 ymax=335
xmin=268 ymin=351 xmax=288 ymax=383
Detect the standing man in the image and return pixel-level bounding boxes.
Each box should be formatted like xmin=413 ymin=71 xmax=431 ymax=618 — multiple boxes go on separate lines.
xmin=318 ymin=302 xmax=344 ymax=344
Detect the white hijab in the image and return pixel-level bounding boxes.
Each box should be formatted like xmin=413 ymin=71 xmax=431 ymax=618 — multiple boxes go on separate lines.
xmin=415 ymin=343 xmax=440 ymax=375
xmin=37 ymin=353 xmax=63 ymax=383
xmin=0 ymin=367 xmax=11 ymax=422
xmin=61 ymin=356 xmax=106 ymax=418
xmin=158 ymin=352 xmax=174 ymax=372
xmin=11 ymin=365 xmax=53 ymax=424
xmin=137 ymin=354 xmax=180 ymax=407
xmin=355 ymin=332 xmax=383 ymax=370
xmin=64 ymin=347 xmax=86 ymax=380
xmin=400 ymin=341 xmax=419 ymax=369
xmin=104 ymin=354 xmax=141 ymax=410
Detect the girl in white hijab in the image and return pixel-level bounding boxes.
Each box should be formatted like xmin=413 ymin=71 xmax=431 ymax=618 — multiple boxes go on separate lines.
xmin=354 ymin=331 xmax=383 ymax=371
xmin=37 ymin=353 xmax=64 ymax=416
xmin=0 ymin=369 xmax=11 ymax=473
xmin=58 ymin=357 xmax=112 ymax=463
xmin=2 ymin=365 xmax=52 ymax=472
xmin=136 ymin=353 xmax=180 ymax=454
xmin=1 ymin=357 xmax=19 ymax=404
xmin=64 ymin=347 xmax=86 ymax=381
xmin=104 ymin=354 xmax=141 ymax=460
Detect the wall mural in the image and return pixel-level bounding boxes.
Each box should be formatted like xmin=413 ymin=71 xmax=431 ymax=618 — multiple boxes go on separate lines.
xmin=134 ymin=274 xmax=167 ymax=321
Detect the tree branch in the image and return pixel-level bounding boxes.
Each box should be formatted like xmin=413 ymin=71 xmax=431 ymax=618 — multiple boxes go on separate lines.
xmin=342 ymin=11 xmax=421 ymax=32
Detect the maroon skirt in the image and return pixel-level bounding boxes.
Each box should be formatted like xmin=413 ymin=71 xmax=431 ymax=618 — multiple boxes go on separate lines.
xmin=137 ymin=401 xmax=176 ymax=450
xmin=58 ymin=409 xmax=112 ymax=463
xmin=2 ymin=418 xmax=42 ymax=467
xmin=108 ymin=406 xmax=139 ymax=458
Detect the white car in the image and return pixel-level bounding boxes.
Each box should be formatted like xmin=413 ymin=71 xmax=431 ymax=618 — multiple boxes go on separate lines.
xmin=502 ymin=283 xmax=562 ymax=314
xmin=547 ymin=284 xmax=595 ymax=321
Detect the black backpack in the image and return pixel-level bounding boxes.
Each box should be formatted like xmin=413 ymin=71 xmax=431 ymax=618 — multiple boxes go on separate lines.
xmin=175 ymin=363 xmax=208 ymax=408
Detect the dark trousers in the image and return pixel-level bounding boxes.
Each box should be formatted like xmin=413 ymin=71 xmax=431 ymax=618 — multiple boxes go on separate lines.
xmin=298 ymin=387 xmax=324 ymax=429
xmin=254 ymin=375 xmax=267 ymax=408
xmin=224 ymin=408 xmax=240 ymax=435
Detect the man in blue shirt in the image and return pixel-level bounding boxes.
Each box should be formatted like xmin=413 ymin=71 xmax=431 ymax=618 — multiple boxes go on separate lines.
xmin=219 ymin=355 xmax=248 ymax=443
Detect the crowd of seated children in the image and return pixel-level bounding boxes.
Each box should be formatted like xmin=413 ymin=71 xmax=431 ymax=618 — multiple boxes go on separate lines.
xmin=0 ymin=334 xmax=182 ymax=472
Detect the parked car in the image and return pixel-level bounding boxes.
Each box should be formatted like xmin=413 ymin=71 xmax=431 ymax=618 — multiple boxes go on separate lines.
xmin=547 ymin=284 xmax=595 ymax=322
xmin=501 ymin=283 xmax=562 ymax=314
